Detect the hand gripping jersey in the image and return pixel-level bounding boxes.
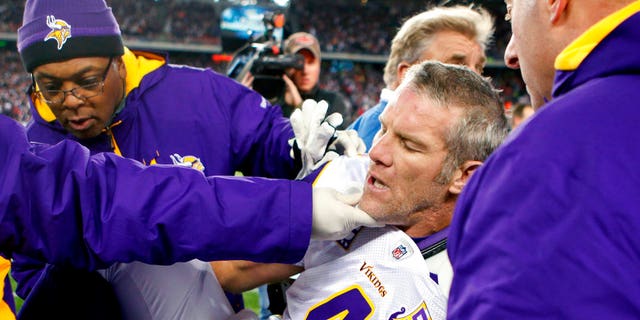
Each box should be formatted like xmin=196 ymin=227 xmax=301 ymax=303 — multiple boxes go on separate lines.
xmin=283 ymin=156 xmax=447 ymax=319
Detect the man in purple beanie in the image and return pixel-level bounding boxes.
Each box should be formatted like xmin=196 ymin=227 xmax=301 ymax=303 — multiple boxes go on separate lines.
xmin=12 ymin=0 xmax=371 ymax=318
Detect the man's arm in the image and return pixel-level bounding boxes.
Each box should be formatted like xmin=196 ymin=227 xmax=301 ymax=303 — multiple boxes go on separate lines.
xmin=211 ymin=260 xmax=302 ymax=294
xmin=1 ymin=115 xmax=311 ymax=268
xmin=0 ymin=115 xmax=378 ymax=269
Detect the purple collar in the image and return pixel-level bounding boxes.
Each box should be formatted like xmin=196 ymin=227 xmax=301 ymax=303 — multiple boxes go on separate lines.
xmin=413 ymin=226 xmax=449 ymax=252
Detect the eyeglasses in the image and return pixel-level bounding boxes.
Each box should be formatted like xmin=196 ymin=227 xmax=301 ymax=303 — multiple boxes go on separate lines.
xmin=33 ymin=57 xmax=114 ymax=106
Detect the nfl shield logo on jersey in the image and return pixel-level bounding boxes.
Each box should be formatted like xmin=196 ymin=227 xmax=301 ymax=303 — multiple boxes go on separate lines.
xmin=391 ymin=239 xmax=414 ymax=260
xmin=392 ymin=244 xmax=408 ymax=260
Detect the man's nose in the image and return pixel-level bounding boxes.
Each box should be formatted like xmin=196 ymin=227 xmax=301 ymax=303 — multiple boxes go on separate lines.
xmin=504 ymin=34 xmax=520 ymax=69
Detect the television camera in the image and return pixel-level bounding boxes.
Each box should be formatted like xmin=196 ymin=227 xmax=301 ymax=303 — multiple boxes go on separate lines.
xmin=226 ymin=12 xmax=304 ymax=100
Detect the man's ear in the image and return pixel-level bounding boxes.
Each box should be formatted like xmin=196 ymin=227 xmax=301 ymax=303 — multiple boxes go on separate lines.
xmin=549 ymin=0 xmax=569 ymax=24
xmin=115 ymin=56 xmax=126 ymax=80
xmin=396 ymin=62 xmax=412 ymax=86
xmin=448 ymin=160 xmax=482 ymax=195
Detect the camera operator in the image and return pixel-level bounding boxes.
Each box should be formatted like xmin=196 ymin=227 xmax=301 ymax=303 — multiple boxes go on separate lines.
xmin=274 ymin=32 xmax=351 ymax=129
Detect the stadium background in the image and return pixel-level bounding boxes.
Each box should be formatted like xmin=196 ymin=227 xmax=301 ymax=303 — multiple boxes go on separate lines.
xmin=0 ymin=0 xmax=527 ymax=126
xmin=0 ymin=0 xmax=525 ymax=313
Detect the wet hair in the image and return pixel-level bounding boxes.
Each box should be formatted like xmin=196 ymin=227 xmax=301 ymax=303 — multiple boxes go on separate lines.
xmin=402 ymin=61 xmax=509 ymax=183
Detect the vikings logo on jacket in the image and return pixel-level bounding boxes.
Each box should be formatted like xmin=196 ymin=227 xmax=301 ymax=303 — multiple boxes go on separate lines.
xmin=44 ymin=15 xmax=71 ymax=50
xmin=170 ymin=153 xmax=205 ymax=172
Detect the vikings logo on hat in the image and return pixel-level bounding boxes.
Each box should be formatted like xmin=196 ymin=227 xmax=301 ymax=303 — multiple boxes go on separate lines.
xmin=44 ymin=15 xmax=72 ymax=50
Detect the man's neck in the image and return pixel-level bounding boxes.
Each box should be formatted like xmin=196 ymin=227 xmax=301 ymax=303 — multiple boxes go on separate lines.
xmin=400 ymin=202 xmax=454 ymax=238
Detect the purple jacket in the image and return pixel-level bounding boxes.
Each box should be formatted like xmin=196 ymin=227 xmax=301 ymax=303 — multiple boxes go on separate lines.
xmin=448 ymin=4 xmax=640 ymax=319
xmin=0 ymin=114 xmax=311 ymax=269
xmin=15 ymin=49 xmax=306 ymax=296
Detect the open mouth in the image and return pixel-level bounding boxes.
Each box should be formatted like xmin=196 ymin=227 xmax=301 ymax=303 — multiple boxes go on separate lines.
xmin=67 ymin=117 xmax=94 ymax=131
xmin=368 ymin=175 xmax=389 ymax=191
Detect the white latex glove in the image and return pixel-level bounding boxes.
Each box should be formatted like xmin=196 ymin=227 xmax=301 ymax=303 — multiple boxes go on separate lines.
xmin=289 ymin=99 xmax=366 ymax=179
xmin=329 ymin=129 xmax=366 ymax=157
xmin=311 ymin=187 xmax=384 ymax=240
xmin=289 ymin=99 xmax=341 ymax=179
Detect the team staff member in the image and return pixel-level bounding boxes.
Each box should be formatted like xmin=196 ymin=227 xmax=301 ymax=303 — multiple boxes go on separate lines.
xmin=14 ymin=0 xmax=365 ymax=318
xmin=448 ymin=0 xmax=640 ymax=318
xmin=0 ymin=114 xmax=378 ymax=319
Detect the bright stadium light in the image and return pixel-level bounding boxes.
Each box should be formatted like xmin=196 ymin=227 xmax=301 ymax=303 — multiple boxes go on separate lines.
xmin=273 ymin=0 xmax=289 ymax=7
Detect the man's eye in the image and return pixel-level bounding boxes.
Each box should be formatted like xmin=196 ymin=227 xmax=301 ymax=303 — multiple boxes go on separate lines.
xmin=401 ymin=139 xmax=418 ymax=152
xmin=78 ymin=78 xmax=100 ymax=86
xmin=82 ymin=82 xmax=102 ymax=91
xmin=43 ymin=84 xmax=60 ymax=92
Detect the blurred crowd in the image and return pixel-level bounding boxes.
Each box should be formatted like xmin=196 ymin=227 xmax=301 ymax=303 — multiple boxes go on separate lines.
xmin=2 ymin=0 xmax=510 ymax=58
xmin=0 ymin=0 xmax=526 ymax=125
xmin=0 ymin=0 xmax=22 ymax=33
xmin=289 ymin=0 xmax=510 ymax=59
xmin=108 ymin=1 xmax=221 ymax=45
xmin=0 ymin=48 xmax=30 ymax=124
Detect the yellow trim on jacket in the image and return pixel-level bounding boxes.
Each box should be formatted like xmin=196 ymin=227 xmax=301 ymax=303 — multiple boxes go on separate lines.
xmin=555 ymin=0 xmax=640 ymax=70
xmin=32 ymin=48 xmax=165 ymax=156
xmin=0 ymin=257 xmax=15 ymax=320
xmin=33 ymin=47 xmax=165 ymax=122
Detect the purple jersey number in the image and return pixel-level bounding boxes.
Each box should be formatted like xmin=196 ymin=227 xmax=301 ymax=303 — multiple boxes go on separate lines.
xmin=305 ymin=286 xmax=374 ymax=319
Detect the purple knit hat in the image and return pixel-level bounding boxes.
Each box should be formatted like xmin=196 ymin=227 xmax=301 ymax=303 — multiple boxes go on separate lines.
xmin=17 ymin=0 xmax=124 ymax=72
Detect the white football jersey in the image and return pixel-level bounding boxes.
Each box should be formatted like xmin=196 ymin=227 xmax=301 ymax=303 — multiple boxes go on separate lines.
xmin=424 ymin=249 xmax=453 ymax=297
xmin=282 ymin=156 xmax=447 ymax=319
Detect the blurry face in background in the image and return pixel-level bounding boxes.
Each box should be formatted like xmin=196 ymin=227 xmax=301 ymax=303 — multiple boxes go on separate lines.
xmin=422 ymin=30 xmax=486 ymax=75
xmin=287 ymin=49 xmax=320 ymax=93
xmin=504 ymin=0 xmax=558 ymax=109
xmin=32 ymin=56 xmax=125 ymax=139
xmin=394 ymin=30 xmax=485 ymax=89
xmin=359 ymin=84 xmax=461 ymax=226
xmin=512 ymin=104 xmax=534 ymax=129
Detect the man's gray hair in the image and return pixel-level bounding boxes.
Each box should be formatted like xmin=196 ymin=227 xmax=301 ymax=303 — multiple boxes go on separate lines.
xmin=384 ymin=5 xmax=494 ymax=88
xmin=402 ymin=61 xmax=509 ymax=184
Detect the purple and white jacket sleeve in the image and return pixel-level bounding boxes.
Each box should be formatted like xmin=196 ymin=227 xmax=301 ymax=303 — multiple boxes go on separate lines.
xmin=0 ymin=115 xmax=311 ymax=270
